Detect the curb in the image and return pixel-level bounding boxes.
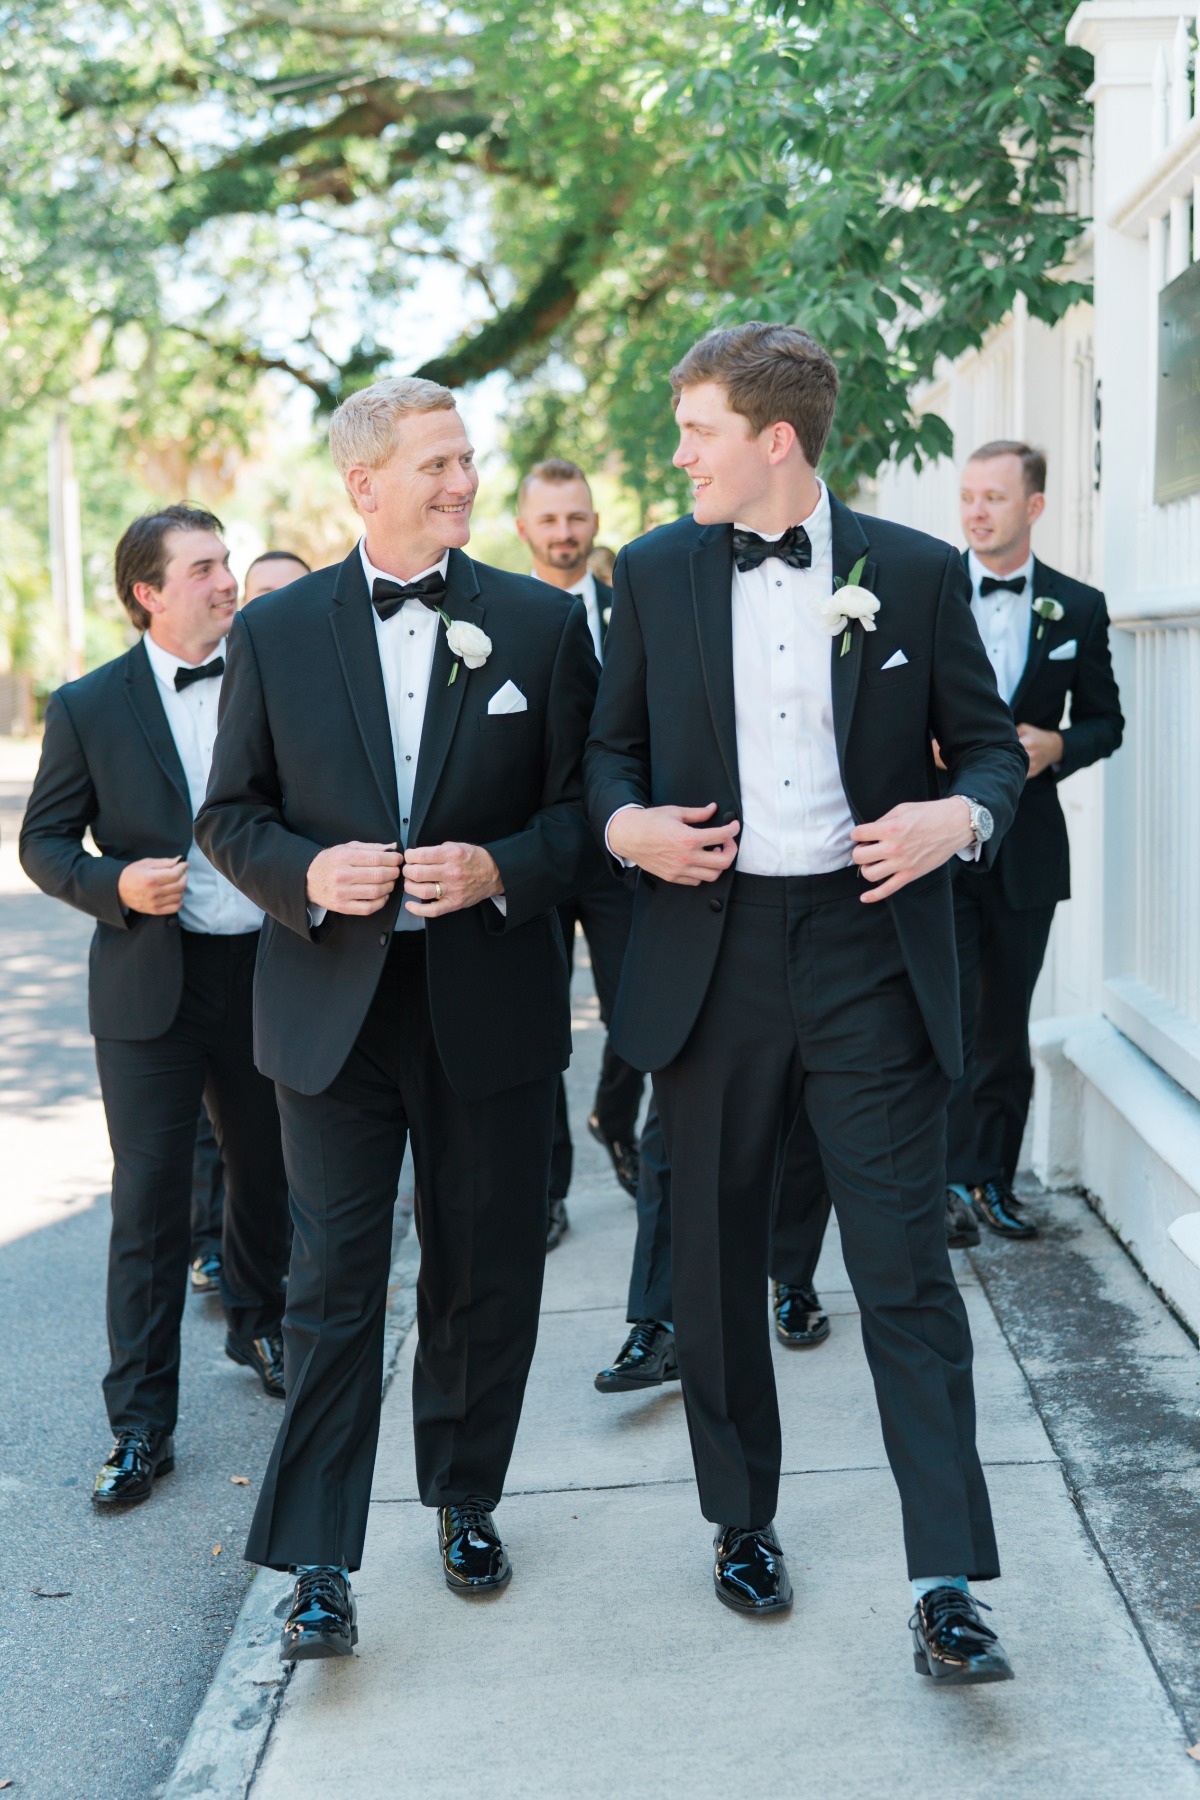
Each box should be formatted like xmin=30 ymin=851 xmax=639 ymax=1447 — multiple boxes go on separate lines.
xmin=159 ymin=1227 xmax=421 ymax=1799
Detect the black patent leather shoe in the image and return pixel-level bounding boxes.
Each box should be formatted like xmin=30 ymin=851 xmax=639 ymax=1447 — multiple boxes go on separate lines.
xmin=594 ymin=1320 xmax=679 ymax=1392
xmin=945 ymin=1185 xmax=981 ymax=1249
xmin=587 ymin=1114 xmax=640 ymax=1198
xmin=438 ymin=1501 xmax=512 ymax=1594
xmin=226 ymin=1332 xmax=286 ymax=1398
xmin=773 ymin=1282 xmax=831 ymax=1349
xmin=280 ymin=1567 xmax=357 ymax=1662
xmin=713 ymin=1523 xmax=793 ymax=1615
xmin=972 ymin=1179 xmax=1038 ymax=1240
xmin=911 ymin=1586 xmax=1014 ymax=1683
xmin=190 ymin=1253 xmax=222 ymax=1295
xmin=92 ymin=1428 xmax=174 ymax=1507
xmin=546 ymin=1196 xmax=569 ymax=1253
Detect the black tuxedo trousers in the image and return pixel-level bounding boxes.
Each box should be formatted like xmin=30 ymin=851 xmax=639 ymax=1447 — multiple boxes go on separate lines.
xmin=626 ymin=1097 xmax=831 ymax=1324
xmin=96 ymin=929 xmax=289 ymax=1434
xmin=245 ymin=935 xmax=556 ymax=1572
xmin=551 ymin=870 xmax=645 ymax=1200
xmin=653 ymin=871 xmax=998 ymax=1582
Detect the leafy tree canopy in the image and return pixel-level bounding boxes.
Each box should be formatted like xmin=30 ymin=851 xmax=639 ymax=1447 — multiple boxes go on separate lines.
xmin=2 ymin=0 xmax=1091 ymax=507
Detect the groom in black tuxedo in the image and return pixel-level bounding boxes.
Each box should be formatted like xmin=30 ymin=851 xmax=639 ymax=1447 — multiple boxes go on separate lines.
xmin=196 ymin=377 xmax=599 ymax=1662
xmin=586 ymin=323 xmax=1027 ymax=1681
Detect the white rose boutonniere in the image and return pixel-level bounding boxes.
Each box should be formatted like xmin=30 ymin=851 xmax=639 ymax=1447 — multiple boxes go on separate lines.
xmin=440 ymin=615 xmax=493 ymax=684
xmin=814 ymin=555 xmax=880 ymax=656
xmin=1032 ymin=596 xmax=1064 ymax=641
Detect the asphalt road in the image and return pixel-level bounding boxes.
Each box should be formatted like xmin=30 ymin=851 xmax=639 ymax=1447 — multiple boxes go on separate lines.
xmin=0 ymin=749 xmax=406 ymax=1800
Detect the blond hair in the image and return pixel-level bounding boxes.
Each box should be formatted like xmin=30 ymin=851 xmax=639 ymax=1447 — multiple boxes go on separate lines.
xmin=327 ymin=377 xmax=458 ymax=483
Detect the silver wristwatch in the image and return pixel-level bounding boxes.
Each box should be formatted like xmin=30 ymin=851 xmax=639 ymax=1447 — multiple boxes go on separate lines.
xmin=963 ymin=797 xmax=994 ymax=845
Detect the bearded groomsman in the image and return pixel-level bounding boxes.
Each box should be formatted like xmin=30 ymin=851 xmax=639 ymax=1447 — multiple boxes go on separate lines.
xmin=516 ymin=458 xmax=644 ymax=1248
xmin=20 ymin=505 xmax=292 ymax=1506
xmin=196 ymin=378 xmax=599 ymax=1662
xmin=946 ymin=442 xmax=1123 ymax=1243
xmin=586 ymin=323 xmax=1027 ymax=1680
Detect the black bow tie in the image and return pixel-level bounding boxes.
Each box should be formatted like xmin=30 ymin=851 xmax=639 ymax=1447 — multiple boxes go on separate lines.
xmin=732 ymin=523 xmax=813 ymax=573
xmin=978 ymin=574 xmax=1026 ymax=597
xmin=174 ymin=657 xmax=224 ymax=692
xmin=371 ymin=572 xmax=447 ymax=622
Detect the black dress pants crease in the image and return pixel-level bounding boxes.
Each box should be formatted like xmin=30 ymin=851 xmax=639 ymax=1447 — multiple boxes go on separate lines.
xmin=626 ymin=1100 xmax=832 ymax=1324
xmin=95 ymin=929 xmax=289 ymax=1436
xmin=653 ymin=871 xmax=999 ymax=1582
xmin=246 ymin=933 xmax=556 ymax=1574
xmin=550 ymin=872 xmax=645 ymax=1200
xmin=190 ymin=1100 xmax=225 ymax=1262
xmin=946 ymin=868 xmax=1056 ymax=1187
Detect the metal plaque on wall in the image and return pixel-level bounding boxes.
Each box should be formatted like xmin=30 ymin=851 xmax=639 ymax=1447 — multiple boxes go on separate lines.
xmin=1156 ymin=259 xmax=1200 ymax=504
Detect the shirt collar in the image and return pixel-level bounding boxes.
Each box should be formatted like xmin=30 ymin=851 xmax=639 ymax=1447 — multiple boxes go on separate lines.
xmin=143 ymin=630 xmax=226 ymax=691
xmin=967 ymin=547 xmax=1034 ymax=600
xmin=566 ymin=570 xmax=596 ymax=604
xmin=359 ymin=538 xmax=449 ymax=595
xmin=733 ymin=478 xmax=831 ymax=565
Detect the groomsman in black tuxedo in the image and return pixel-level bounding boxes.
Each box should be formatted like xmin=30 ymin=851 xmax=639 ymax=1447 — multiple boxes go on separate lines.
xmin=946 ymin=442 xmax=1123 ymax=1242
xmin=586 ymin=323 xmax=1027 ymax=1679
xmin=196 ymin=378 xmax=599 ymax=1662
xmin=516 ymin=458 xmax=645 ymax=1248
xmin=20 ymin=505 xmax=291 ymax=1506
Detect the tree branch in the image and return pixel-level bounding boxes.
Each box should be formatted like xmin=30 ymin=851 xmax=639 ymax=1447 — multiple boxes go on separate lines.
xmin=413 ymin=230 xmax=590 ymax=388
xmin=235 ymin=4 xmax=463 ymax=50
xmin=170 ymin=324 xmax=339 ymax=407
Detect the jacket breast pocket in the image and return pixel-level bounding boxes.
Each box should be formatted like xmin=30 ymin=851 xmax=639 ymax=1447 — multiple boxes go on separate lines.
xmin=863 ymin=653 xmax=927 ymax=690
xmin=477 ymin=710 xmax=537 ymax=733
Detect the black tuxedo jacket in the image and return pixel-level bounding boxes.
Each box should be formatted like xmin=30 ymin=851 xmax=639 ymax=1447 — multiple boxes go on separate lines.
xmin=960 ymin=554 xmax=1123 ymax=911
xmin=19 ymin=641 xmax=200 ymax=1040
xmin=584 ymin=497 xmax=1028 ymax=1080
xmin=195 ymin=547 xmax=601 ymax=1100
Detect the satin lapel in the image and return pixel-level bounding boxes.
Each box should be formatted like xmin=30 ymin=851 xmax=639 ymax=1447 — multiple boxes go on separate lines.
xmin=828 ymin=496 xmax=874 ymax=776
xmin=329 ymin=551 xmax=401 ymax=835
xmin=689 ymin=526 xmax=741 ymax=808
xmin=408 ymin=549 xmax=483 ymax=847
xmin=1007 ymin=558 xmax=1054 ymax=718
xmin=123 ymin=642 xmax=191 ymax=823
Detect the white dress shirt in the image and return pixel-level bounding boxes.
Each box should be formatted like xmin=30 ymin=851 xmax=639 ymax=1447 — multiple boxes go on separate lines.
xmin=566 ymin=569 xmax=604 ymax=660
xmin=359 ymin=539 xmax=445 ymax=934
xmin=728 ymin=481 xmax=857 ymax=876
xmin=967 ymin=549 xmax=1033 ymax=705
xmin=142 ymin=633 xmax=264 ymax=935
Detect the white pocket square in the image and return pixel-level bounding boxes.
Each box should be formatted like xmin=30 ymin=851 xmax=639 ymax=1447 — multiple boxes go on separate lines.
xmin=487 ymin=679 xmax=527 ymax=715
xmin=880 ymin=648 xmax=908 ymax=671
xmin=1048 ymin=639 xmax=1077 ymax=662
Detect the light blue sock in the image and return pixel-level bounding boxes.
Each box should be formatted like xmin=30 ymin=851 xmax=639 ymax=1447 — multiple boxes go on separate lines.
xmin=946 ymin=1183 xmax=973 ymax=1202
xmin=911 ymin=1574 xmax=969 ymax=1604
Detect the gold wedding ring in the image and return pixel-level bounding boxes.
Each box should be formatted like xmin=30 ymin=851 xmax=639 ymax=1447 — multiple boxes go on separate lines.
xmin=435 ymin=882 xmax=443 ymax=901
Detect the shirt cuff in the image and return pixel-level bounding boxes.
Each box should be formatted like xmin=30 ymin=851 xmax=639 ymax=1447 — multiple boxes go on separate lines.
xmin=491 ymin=895 xmax=507 ymax=916
xmin=308 ymin=904 xmax=328 ymax=926
xmin=605 ymin=804 xmax=643 ymax=868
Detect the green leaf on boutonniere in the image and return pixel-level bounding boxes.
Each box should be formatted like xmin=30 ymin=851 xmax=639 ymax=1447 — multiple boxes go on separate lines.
xmin=448 ymin=662 xmax=459 ymax=685
xmin=834 ymin=554 xmax=868 ymax=592
xmin=840 ymin=629 xmax=851 ymax=656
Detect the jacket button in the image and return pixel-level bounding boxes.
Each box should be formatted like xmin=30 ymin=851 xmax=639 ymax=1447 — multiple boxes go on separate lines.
xmin=379 ymin=932 xmax=388 ymax=947
xmin=709 ymin=898 xmax=723 ymax=913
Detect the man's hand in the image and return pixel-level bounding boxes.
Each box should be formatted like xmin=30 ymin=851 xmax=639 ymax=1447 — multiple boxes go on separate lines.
xmin=850 ymin=797 xmax=973 ymax=904
xmin=403 ymin=842 xmax=503 ymax=917
xmin=118 ymin=856 xmax=189 ymax=916
xmin=306 ymin=841 xmax=403 ymax=916
xmin=1016 ymin=723 xmax=1062 ymax=780
xmin=607 ymin=803 xmax=740 ymax=886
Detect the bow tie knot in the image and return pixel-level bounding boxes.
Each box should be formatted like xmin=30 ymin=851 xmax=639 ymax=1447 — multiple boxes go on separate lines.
xmin=978 ymin=574 xmax=1026 ymax=598
xmin=174 ymin=656 xmax=224 ymax=692
xmin=732 ymin=523 xmax=813 ymax=574
xmin=372 ymin=572 xmax=448 ymax=621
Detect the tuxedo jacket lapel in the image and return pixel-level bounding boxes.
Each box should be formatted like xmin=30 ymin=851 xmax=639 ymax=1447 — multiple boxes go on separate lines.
xmin=329 ymin=551 xmax=402 ymax=836
xmin=1008 ymin=558 xmax=1054 ymax=718
xmin=123 ymin=641 xmax=191 ymax=823
xmin=828 ymin=496 xmax=874 ymax=779
xmin=689 ymin=526 xmax=742 ymax=809
xmin=408 ymin=549 xmax=483 ymax=847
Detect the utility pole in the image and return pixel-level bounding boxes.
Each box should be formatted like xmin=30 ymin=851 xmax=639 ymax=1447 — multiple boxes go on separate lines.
xmin=48 ymin=413 xmax=86 ymax=681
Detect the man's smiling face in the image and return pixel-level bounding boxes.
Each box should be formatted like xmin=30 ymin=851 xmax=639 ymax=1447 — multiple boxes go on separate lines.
xmin=671 ymin=381 xmax=773 ymax=525
xmin=354 ymin=407 xmax=480 ymax=558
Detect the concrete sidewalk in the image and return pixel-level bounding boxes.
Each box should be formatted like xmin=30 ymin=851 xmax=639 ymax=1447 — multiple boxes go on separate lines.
xmin=170 ymin=977 xmax=1198 ymax=1798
